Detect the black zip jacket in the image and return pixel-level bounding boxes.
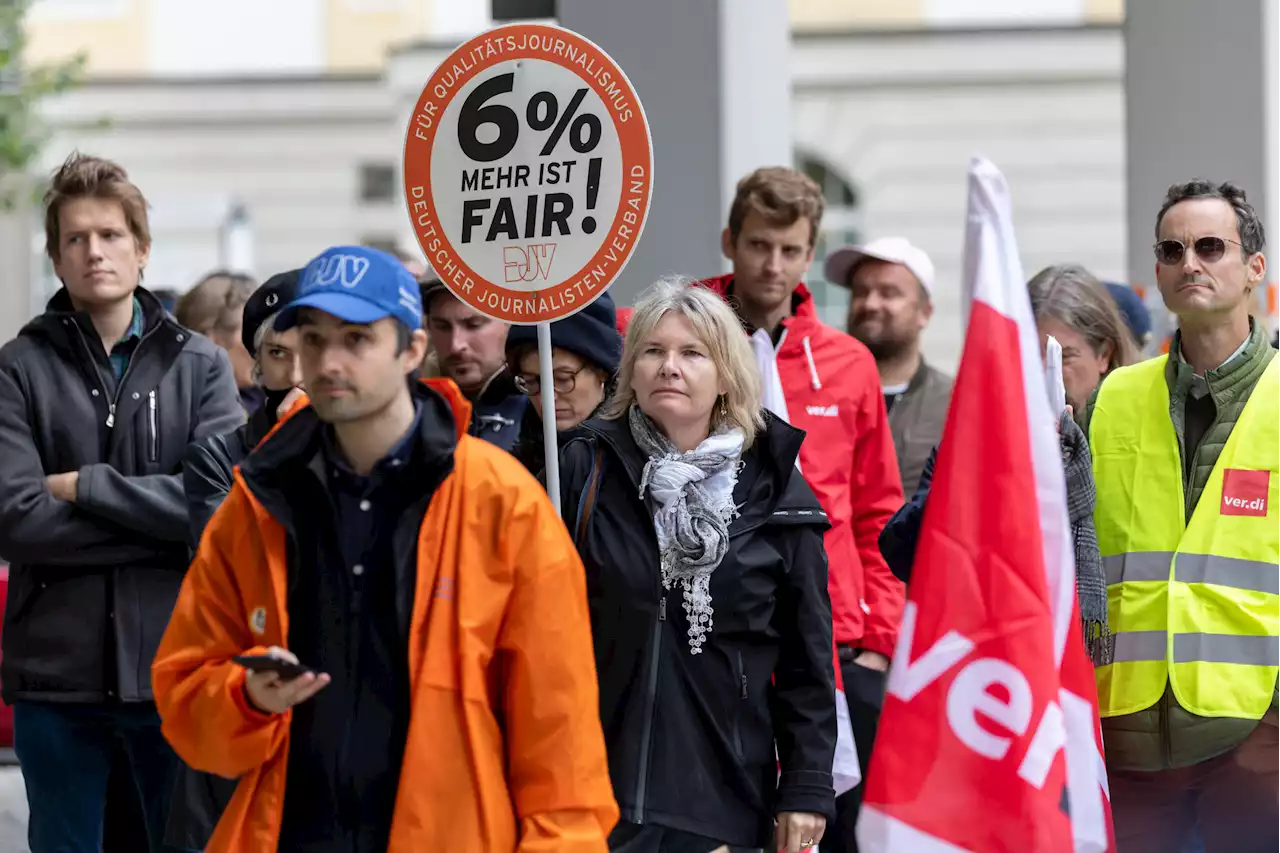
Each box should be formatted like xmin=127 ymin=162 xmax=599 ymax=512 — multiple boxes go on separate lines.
xmin=878 ymin=445 xmax=936 ymax=583
xmin=468 ymin=370 xmax=527 ymax=452
xmin=0 ymin=287 xmax=243 ymax=703
xmin=554 ymin=412 xmax=837 ymax=848
xmin=181 ymin=402 xmax=276 ymax=549
xmin=165 ymin=400 xmax=278 ymax=850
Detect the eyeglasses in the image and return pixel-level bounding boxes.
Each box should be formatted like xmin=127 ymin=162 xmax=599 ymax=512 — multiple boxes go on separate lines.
xmin=514 ymin=364 xmax=590 ymax=396
xmin=1153 ymin=236 xmax=1243 ymax=266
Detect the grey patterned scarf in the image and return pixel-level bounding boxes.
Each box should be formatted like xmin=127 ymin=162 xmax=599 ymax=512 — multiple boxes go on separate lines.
xmin=1060 ymin=410 xmax=1111 ymax=667
xmin=628 ymin=406 xmax=745 ymax=654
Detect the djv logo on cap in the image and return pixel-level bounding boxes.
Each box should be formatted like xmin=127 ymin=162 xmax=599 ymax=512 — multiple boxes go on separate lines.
xmin=304 ymin=253 xmax=371 ymax=291
xmin=275 ymin=245 xmax=422 ymax=332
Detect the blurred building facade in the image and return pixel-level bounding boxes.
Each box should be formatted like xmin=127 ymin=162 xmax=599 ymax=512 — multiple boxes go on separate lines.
xmin=0 ymin=0 xmax=1159 ymax=369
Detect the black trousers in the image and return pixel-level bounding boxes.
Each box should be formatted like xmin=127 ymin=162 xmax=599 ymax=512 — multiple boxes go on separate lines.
xmin=821 ymin=650 xmax=887 ymax=853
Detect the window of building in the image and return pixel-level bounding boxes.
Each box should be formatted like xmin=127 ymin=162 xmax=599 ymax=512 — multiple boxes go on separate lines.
xmin=795 ymin=151 xmax=861 ymax=330
xmin=359 ymin=163 xmax=397 ymax=204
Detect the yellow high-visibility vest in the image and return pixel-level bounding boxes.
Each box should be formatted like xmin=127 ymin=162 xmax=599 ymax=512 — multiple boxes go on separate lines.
xmin=1090 ymin=356 xmax=1279 ymax=720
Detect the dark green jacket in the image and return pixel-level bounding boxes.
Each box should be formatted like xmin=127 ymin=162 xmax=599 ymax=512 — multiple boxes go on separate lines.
xmin=1083 ymin=318 xmax=1277 ymax=770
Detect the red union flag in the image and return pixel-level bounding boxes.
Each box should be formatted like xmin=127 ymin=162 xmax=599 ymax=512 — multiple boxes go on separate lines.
xmin=856 ymin=158 xmax=1114 ymax=853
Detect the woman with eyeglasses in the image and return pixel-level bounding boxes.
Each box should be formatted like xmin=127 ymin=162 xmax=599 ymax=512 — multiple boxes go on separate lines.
xmin=506 ymin=291 xmax=621 ymax=473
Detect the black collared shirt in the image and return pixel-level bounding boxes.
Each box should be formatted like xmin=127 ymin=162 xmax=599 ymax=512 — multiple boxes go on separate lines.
xmin=279 ymin=403 xmax=424 ymax=853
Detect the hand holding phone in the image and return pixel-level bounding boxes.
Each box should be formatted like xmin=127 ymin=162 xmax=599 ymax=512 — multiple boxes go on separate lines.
xmin=234 ymin=646 xmax=330 ymax=714
xmin=232 ymin=654 xmax=313 ymax=681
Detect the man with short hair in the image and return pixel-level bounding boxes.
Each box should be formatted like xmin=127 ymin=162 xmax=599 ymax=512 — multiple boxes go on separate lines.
xmin=0 ymin=152 xmax=243 ymax=852
xmin=701 ymin=166 xmax=906 ymax=853
xmin=153 ymin=245 xmax=616 ymax=852
xmin=421 ymin=278 xmax=527 ymax=450
xmin=1085 ymin=180 xmax=1278 ymax=852
xmin=825 ymin=237 xmax=952 ymax=494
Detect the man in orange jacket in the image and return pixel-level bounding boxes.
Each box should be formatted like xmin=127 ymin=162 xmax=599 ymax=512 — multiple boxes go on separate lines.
xmin=152 ymin=245 xmax=617 ymax=852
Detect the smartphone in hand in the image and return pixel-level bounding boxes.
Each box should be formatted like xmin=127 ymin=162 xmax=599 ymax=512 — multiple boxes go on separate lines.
xmin=232 ymin=654 xmax=314 ymax=681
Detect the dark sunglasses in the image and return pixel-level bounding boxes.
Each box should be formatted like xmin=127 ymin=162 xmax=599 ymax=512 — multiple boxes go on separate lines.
xmin=1153 ymin=236 xmax=1243 ymax=266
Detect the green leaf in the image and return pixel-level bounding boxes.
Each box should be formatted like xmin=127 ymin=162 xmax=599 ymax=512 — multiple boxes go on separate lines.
xmin=0 ymin=0 xmax=88 ymax=209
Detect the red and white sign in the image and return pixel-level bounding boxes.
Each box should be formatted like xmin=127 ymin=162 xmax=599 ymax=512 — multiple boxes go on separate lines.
xmin=1221 ymin=468 xmax=1270 ymax=517
xmin=856 ymin=158 xmax=1114 ymax=853
xmin=403 ymin=23 xmax=653 ymax=325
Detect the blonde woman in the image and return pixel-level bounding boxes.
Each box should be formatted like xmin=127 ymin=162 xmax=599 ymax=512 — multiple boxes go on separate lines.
xmin=552 ymin=278 xmax=837 ymax=853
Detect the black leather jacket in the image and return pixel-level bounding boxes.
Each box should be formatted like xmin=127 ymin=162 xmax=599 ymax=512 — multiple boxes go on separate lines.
xmin=182 ymin=402 xmax=275 ymax=549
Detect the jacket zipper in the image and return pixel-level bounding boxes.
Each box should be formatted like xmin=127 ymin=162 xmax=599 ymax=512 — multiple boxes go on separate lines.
xmin=632 ymin=522 xmax=772 ymax=819
xmin=591 ymin=426 xmax=776 ymax=821
xmin=71 ymin=322 xmax=147 ymax=431
xmin=733 ymin=651 xmax=747 ymax=760
xmin=147 ymin=391 xmax=158 ymax=462
xmin=633 ymin=586 xmax=665 ymax=820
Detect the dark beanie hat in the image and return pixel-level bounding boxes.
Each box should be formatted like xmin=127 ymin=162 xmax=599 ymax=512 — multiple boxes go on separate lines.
xmin=242 ymin=269 xmax=302 ymax=356
xmin=505 ymin=291 xmax=622 ymax=375
xmin=1105 ymin=281 xmax=1152 ymax=343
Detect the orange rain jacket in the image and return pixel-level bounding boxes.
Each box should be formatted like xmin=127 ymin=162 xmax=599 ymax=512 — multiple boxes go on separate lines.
xmin=152 ymin=379 xmax=618 ymax=853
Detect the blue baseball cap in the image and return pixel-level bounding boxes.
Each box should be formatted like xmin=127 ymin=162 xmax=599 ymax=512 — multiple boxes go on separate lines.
xmin=274 ymin=245 xmax=423 ymax=333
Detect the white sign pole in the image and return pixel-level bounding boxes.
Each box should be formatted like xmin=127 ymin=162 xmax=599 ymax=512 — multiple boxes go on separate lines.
xmin=537 ymin=321 xmax=562 ymax=513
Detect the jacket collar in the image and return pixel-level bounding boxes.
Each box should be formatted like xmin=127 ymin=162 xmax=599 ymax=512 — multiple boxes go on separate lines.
xmin=579 ymin=408 xmax=819 ymax=521
xmin=37 ymin=285 xmax=169 ymax=337
xmin=697 ymin=273 xmax=820 ymax=340
xmin=1166 ymin=317 xmax=1272 ymax=402
xmin=240 ymin=378 xmax=470 ymax=510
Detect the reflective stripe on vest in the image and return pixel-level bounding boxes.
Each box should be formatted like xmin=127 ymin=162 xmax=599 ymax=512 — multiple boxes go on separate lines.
xmin=1090 ymin=355 xmax=1279 ymax=720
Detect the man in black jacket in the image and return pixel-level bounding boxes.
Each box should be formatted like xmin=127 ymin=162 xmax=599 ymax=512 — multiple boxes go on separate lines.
xmin=164 ymin=268 xmax=303 ymax=850
xmin=0 ymin=153 xmax=243 ymax=852
xmin=421 ymin=277 xmax=527 ymax=451
xmin=182 ymin=269 xmax=304 ymax=549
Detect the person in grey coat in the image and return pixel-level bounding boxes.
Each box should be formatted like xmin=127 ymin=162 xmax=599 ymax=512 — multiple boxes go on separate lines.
xmin=0 ymin=153 xmax=243 ymax=853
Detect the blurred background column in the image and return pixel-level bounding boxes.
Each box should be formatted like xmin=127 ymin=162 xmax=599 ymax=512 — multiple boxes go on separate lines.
xmin=0 ymin=213 xmax=35 ymax=344
xmin=552 ymin=0 xmax=793 ymax=306
xmin=1125 ymin=0 xmax=1279 ymax=342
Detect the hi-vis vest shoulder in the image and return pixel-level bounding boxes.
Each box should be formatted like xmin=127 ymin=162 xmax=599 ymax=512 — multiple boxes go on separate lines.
xmin=1090 ymin=355 xmax=1279 ymax=720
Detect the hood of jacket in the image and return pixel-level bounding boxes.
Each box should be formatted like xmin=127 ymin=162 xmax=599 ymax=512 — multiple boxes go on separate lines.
xmin=577 ymin=408 xmax=827 ymax=529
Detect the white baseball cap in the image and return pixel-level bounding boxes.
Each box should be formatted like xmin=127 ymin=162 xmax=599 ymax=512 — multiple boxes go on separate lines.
xmin=824 ymin=237 xmax=936 ymax=300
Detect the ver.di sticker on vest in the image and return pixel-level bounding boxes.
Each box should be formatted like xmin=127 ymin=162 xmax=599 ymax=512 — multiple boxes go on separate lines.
xmin=1221 ymin=468 xmax=1271 ymax=517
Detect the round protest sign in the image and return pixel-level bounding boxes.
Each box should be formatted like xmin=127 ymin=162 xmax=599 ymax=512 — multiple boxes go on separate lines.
xmin=403 ymin=23 xmax=653 ymax=325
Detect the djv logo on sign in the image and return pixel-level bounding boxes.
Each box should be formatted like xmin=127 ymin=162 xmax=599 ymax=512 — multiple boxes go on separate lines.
xmin=304 ymin=254 xmax=371 ymax=291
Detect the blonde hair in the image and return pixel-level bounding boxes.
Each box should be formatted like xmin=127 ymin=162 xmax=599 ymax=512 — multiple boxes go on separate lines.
xmin=604 ymin=276 xmax=765 ymax=448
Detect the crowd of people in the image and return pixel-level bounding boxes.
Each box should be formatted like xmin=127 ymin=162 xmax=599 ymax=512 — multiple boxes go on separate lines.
xmin=0 ymin=150 xmax=1273 ymax=853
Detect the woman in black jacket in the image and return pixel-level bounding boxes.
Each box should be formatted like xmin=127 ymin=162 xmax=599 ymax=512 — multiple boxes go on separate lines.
xmin=554 ymin=278 xmax=837 ymax=853
xmin=180 ymin=269 xmax=303 ymax=548
xmin=507 ymin=290 xmax=620 ymax=473
xmin=164 ymin=268 xmax=302 ymax=851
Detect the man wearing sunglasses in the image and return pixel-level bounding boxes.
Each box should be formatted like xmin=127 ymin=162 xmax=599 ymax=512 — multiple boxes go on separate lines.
xmin=1082 ymin=180 xmax=1278 ymax=853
